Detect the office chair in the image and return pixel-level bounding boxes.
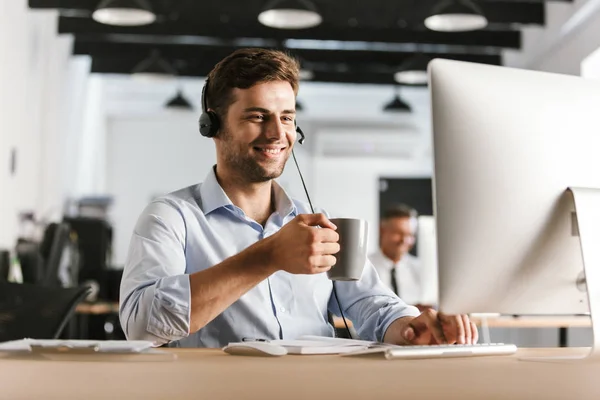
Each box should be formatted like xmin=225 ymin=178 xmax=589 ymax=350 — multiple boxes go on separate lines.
xmin=0 ymin=281 xmax=92 ymax=342
xmin=15 ymin=242 xmax=45 ymax=284
xmin=40 ymin=222 xmax=72 ymax=286
xmin=63 ymin=217 xmax=113 ymax=299
xmin=0 ymin=250 xmax=9 ymax=281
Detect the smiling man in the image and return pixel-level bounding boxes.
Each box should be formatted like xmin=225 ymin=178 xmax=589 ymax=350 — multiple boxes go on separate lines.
xmin=119 ymin=48 xmax=478 ymax=348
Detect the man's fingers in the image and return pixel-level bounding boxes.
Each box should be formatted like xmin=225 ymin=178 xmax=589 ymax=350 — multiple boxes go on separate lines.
xmin=462 ymin=315 xmax=472 ymax=344
xmin=309 ymin=255 xmax=337 ymax=270
xmin=471 ymin=321 xmax=479 ymax=344
xmin=404 ymin=313 xmax=479 ymax=346
xmin=317 ymin=242 xmax=340 ymax=255
xmin=421 ymin=309 xmax=447 ymax=344
xmin=316 ymin=228 xmax=340 ymax=244
xmin=438 ymin=312 xmax=463 ymax=344
xmin=299 ymin=213 xmax=337 ymax=230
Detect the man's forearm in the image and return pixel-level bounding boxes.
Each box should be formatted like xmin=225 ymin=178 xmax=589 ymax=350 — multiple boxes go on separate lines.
xmin=188 ymin=237 xmax=275 ymax=333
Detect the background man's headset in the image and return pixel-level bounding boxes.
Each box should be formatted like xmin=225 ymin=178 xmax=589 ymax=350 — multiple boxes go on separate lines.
xmin=198 ymin=79 xmax=352 ymax=339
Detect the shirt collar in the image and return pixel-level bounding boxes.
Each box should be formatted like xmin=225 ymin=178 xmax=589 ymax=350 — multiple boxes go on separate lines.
xmin=377 ymin=248 xmax=399 ymax=269
xmin=199 ymin=166 xmax=233 ymax=215
xmin=272 ymin=179 xmax=297 ymax=219
xmin=199 ymin=165 xmax=298 ymax=218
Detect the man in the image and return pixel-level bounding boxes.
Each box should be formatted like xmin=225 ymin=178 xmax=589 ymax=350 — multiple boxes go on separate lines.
xmin=119 ymin=48 xmax=477 ymax=348
xmin=370 ymin=205 xmax=424 ymax=308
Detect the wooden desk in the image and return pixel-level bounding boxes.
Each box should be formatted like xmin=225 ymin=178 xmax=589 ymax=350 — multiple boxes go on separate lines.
xmin=333 ymin=315 xmax=591 ymax=329
xmin=73 ymin=302 xmax=120 ymax=340
xmin=1 ymin=348 xmax=598 ymax=399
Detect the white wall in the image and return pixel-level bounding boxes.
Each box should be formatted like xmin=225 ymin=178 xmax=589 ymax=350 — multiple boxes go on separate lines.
xmin=505 ymin=0 xmax=600 ymax=76
xmin=0 ymin=0 xmax=31 ymax=247
xmin=581 ymin=46 xmax=600 ymax=79
xmin=0 ymin=1 xmax=88 ymax=247
xmin=535 ymin=0 xmax=600 ymax=75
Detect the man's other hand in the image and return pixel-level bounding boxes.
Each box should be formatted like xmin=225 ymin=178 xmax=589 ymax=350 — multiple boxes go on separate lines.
xmin=385 ymin=309 xmax=478 ymax=345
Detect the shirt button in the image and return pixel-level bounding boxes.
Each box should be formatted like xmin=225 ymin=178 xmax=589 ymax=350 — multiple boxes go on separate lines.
xmin=279 ymin=306 xmax=286 ymax=313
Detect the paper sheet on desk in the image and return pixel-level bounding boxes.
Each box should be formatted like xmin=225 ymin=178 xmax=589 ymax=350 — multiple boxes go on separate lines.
xmin=271 ymin=336 xmax=381 ymax=355
xmin=0 ymin=339 xmax=155 ymax=353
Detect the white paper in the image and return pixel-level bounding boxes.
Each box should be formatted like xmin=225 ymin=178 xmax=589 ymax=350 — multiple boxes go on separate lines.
xmin=269 ymin=335 xmax=378 ymax=355
xmin=0 ymin=339 xmax=154 ymax=353
xmin=296 ymin=335 xmax=376 ymax=346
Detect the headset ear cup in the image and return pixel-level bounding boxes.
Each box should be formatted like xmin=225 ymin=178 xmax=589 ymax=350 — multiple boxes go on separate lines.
xmin=199 ymin=111 xmax=220 ymax=138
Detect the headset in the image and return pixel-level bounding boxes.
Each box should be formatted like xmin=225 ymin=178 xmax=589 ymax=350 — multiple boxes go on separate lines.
xmin=199 ymin=79 xmax=305 ymax=145
xmin=198 ymin=78 xmax=351 ymax=339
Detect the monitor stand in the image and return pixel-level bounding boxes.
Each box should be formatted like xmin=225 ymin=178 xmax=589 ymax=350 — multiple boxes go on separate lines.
xmin=520 ymin=187 xmax=600 ymax=362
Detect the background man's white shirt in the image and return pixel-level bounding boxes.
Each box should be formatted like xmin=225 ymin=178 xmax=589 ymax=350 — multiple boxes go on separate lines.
xmin=369 ymin=249 xmax=421 ymax=305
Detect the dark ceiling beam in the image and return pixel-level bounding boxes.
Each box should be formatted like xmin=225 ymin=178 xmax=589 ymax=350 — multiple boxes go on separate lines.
xmin=90 ymin=57 xmax=412 ymax=85
xmin=58 ymin=17 xmax=521 ymax=49
xmin=29 ymin=0 xmax=563 ymax=26
xmin=28 ymin=0 xmax=573 ymax=6
xmin=73 ymin=39 xmax=501 ymax=67
xmin=87 ymin=49 xmax=500 ymax=84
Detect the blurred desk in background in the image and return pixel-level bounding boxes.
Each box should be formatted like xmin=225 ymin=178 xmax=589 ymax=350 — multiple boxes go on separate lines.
xmin=469 ymin=315 xmax=590 ymax=329
xmin=333 ymin=315 xmax=591 ymax=348
xmin=73 ymin=301 xmax=121 ymax=340
xmin=332 ymin=315 xmax=590 ymax=329
xmin=75 ymin=301 xmax=119 ymax=315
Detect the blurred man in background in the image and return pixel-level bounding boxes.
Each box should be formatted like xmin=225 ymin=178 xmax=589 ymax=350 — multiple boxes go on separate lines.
xmin=370 ymin=204 xmax=428 ymax=310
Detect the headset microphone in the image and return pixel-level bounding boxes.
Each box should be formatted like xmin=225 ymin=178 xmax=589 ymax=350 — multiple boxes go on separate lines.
xmin=296 ymin=125 xmax=306 ymax=145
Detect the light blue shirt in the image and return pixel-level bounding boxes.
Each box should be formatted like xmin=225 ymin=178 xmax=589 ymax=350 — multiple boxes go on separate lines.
xmin=119 ymin=166 xmax=419 ymax=348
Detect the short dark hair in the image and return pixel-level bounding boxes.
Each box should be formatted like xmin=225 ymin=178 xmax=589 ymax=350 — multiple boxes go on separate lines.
xmin=381 ymin=204 xmax=418 ymax=221
xmin=205 ymin=48 xmax=300 ymax=119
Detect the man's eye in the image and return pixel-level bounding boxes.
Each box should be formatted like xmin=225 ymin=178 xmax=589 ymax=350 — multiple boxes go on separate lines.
xmin=251 ymin=115 xmax=264 ymax=121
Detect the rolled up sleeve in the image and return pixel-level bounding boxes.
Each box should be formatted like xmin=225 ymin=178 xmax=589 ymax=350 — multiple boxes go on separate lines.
xmin=119 ymin=201 xmax=191 ymax=345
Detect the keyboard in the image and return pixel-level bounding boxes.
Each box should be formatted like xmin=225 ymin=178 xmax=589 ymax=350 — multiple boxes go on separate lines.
xmin=342 ymin=343 xmax=518 ymax=360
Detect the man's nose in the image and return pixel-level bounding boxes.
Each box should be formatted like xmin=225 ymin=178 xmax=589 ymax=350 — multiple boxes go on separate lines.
xmin=264 ymin=118 xmax=286 ymax=140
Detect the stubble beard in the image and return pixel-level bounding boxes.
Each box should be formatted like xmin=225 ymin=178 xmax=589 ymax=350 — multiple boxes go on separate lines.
xmin=220 ymin=128 xmax=290 ymax=183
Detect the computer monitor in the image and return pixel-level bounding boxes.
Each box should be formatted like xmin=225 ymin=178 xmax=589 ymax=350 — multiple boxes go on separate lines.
xmin=429 ymin=59 xmax=600 ymax=360
xmin=416 ymin=215 xmax=438 ymax=307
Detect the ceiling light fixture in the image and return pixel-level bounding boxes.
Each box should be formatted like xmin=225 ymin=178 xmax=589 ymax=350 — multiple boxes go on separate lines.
xmin=424 ymin=0 xmax=488 ymax=32
xmin=92 ymin=0 xmax=156 ymax=26
xmin=298 ymin=69 xmax=314 ymax=80
xmin=131 ymin=50 xmax=177 ymax=81
xmin=394 ymin=54 xmax=430 ymax=85
xmin=165 ymin=89 xmax=194 ymax=110
xmin=394 ymin=70 xmax=429 ymax=85
xmin=383 ymin=87 xmax=412 ymax=113
xmin=258 ymin=0 xmax=323 ymax=29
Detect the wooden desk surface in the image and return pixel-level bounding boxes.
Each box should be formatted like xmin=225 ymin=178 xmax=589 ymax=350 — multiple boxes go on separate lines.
xmin=1 ymin=348 xmax=598 ymax=399
xmin=333 ymin=315 xmax=591 ymax=329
